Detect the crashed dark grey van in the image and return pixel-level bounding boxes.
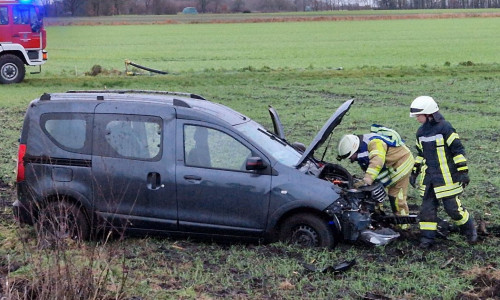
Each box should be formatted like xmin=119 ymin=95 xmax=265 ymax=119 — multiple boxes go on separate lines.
xmin=14 ymin=90 xmax=401 ymax=248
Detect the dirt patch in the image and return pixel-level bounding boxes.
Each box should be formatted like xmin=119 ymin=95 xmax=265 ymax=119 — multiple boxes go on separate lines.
xmin=457 ymin=265 xmax=500 ymax=299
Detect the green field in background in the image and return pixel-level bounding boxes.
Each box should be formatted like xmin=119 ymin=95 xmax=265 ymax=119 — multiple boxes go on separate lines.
xmin=39 ymin=17 xmax=500 ymax=78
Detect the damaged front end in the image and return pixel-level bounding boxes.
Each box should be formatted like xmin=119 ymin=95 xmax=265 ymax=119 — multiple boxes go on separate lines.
xmin=269 ymin=99 xmax=402 ymax=246
xmin=323 ymin=171 xmax=400 ymax=246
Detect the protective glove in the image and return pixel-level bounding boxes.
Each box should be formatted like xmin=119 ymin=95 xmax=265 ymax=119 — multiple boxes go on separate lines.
xmin=409 ymin=172 xmax=418 ymax=188
xmin=459 ymin=171 xmax=470 ymax=188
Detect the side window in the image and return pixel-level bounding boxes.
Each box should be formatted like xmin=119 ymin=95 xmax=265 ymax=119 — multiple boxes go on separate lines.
xmin=13 ymin=5 xmax=30 ymax=25
xmin=94 ymin=114 xmax=162 ymax=160
xmin=41 ymin=113 xmax=91 ymax=154
xmin=184 ymin=125 xmax=251 ymax=171
xmin=29 ymin=6 xmax=37 ymax=24
xmin=0 ymin=7 xmax=8 ymax=25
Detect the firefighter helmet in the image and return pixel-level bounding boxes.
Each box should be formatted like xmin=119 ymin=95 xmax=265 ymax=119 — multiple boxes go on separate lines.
xmin=410 ymin=96 xmax=439 ymax=117
xmin=337 ymin=134 xmax=360 ymax=160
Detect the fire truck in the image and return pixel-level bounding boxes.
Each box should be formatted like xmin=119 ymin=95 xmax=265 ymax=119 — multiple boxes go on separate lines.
xmin=0 ymin=0 xmax=47 ymax=84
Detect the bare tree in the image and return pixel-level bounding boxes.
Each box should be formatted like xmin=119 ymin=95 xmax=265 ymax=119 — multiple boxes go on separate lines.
xmin=199 ymin=0 xmax=210 ymax=12
xmin=63 ymin=0 xmax=85 ymax=16
xmin=231 ymin=0 xmax=245 ymax=12
xmin=87 ymin=0 xmax=101 ymax=16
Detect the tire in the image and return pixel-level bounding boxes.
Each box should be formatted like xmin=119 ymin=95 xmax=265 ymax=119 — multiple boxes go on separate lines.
xmin=0 ymin=54 xmax=25 ymax=84
xmin=279 ymin=213 xmax=336 ymax=249
xmin=37 ymin=201 xmax=90 ymax=242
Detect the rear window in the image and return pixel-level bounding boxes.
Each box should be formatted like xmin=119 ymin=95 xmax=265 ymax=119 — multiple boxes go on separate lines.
xmin=41 ymin=113 xmax=92 ymax=154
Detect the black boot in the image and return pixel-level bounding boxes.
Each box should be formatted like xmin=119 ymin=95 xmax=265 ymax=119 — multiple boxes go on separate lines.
xmin=419 ymin=230 xmax=436 ymax=249
xmin=460 ymin=217 xmax=478 ymax=245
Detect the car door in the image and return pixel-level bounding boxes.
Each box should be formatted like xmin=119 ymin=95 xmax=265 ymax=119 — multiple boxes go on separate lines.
xmin=92 ymin=102 xmax=177 ymax=232
xmin=10 ymin=4 xmax=42 ymax=49
xmin=176 ymin=121 xmax=272 ymax=237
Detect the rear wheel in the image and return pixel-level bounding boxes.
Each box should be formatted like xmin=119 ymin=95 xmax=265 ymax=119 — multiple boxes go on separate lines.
xmin=37 ymin=201 xmax=90 ymax=243
xmin=279 ymin=213 xmax=336 ymax=249
xmin=0 ymin=54 xmax=25 ymax=84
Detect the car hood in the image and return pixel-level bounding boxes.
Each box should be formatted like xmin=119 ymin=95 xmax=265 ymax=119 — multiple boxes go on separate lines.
xmin=295 ymin=99 xmax=354 ymax=168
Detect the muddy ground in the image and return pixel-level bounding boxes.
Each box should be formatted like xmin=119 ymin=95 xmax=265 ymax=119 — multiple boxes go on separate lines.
xmin=1 ymin=179 xmax=499 ymax=299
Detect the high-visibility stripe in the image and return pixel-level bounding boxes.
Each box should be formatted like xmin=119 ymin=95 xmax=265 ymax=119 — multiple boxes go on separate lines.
xmin=453 ymin=154 xmax=466 ymax=164
xmin=452 ymin=197 xmax=469 ymax=226
xmin=434 ymin=182 xmax=462 ymax=193
xmin=457 ymin=166 xmax=468 ymax=172
xmin=366 ymin=167 xmax=380 ymax=178
xmin=415 ymin=139 xmax=423 ymax=151
xmin=436 ymin=136 xmax=445 ymax=146
xmin=435 ymin=184 xmax=463 ymax=198
xmin=358 ymin=151 xmax=369 ymax=159
xmin=420 ymin=222 xmax=437 ymax=231
xmin=377 ymin=170 xmax=390 ymax=181
xmin=446 ymin=132 xmax=459 ymax=146
xmin=435 ymin=136 xmax=453 ymax=185
xmin=415 ymin=156 xmax=424 ymax=164
xmin=369 ymin=140 xmax=387 ymax=161
xmin=419 ymin=134 xmax=444 ymax=143
xmin=390 ymin=155 xmax=414 ymax=183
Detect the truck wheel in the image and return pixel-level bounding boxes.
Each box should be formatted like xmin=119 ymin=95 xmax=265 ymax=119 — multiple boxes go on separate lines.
xmin=0 ymin=54 xmax=25 ymax=84
xmin=279 ymin=213 xmax=336 ymax=249
xmin=36 ymin=201 xmax=90 ymax=242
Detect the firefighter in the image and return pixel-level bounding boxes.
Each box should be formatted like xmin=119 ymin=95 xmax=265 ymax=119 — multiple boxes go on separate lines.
xmin=337 ymin=125 xmax=415 ymax=221
xmin=409 ymin=96 xmax=477 ymax=248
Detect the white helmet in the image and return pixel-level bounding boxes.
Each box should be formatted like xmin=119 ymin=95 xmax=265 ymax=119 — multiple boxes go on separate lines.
xmin=410 ymin=96 xmax=439 ymax=117
xmin=337 ymin=134 xmax=360 ymax=160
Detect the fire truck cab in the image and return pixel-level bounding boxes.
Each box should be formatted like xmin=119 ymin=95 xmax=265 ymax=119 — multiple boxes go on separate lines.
xmin=0 ymin=0 xmax=47 ymax=84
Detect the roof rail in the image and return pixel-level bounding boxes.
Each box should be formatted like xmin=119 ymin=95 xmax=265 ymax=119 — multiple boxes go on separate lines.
xmin=40 ymin=93 xmax=51 ymax=101
xmin=65 ymin=90 xmax=207 ymax=100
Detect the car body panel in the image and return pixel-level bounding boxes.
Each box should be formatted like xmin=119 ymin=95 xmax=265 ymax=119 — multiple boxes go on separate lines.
xmin=91 ymin=101 xmax=178 ymax=231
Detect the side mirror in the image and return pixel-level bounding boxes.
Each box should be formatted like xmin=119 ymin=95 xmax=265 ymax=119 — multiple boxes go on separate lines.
xmin=246 ymin=156 xmax=267 ymax=171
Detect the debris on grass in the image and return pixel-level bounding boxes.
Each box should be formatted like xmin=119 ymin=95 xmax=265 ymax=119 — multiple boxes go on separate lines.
xmin=458 ymin=265 xmax=500 ymax=299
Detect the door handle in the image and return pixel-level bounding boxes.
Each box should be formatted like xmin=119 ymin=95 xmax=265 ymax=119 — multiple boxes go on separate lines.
xmin=147 ymin=172 xmax=162 ymax=190
xmin=184 ymin=175 xmax=202 ymax=182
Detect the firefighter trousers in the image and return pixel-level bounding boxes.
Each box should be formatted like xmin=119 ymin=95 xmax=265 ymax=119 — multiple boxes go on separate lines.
xmin=419 ymin=185 xmax=470 ymax=242
xmin=387 ymin=171 xmax=410 ymax=216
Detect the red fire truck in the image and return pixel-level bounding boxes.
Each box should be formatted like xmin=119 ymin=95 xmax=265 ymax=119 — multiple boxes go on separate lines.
xmin=0 ymin=0 xmax=47 ymax=84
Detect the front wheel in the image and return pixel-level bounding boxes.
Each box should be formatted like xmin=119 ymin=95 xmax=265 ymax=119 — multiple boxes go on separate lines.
xmin=279 ymin=213 xmax=336 ymax=249
xmin=0 ymin=54 xmax=25 ymax=84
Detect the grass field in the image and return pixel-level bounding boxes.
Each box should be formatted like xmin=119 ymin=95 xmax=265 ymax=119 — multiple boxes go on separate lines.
xmin=31 ymin=13 xmax=500 ymax=78
xmin=1 ymin=11 xmax=500 ymax=299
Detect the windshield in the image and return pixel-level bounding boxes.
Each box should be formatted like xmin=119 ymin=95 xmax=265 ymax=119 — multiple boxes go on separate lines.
xmin=235 ymin=121 xmax=301 ymax=167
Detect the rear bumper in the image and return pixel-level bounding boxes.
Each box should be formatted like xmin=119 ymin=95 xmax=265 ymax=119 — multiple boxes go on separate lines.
xmin=12 ymin=199 xmax=33 ymax=225
xmin=14 ymin=182 xmax=35 ymax=225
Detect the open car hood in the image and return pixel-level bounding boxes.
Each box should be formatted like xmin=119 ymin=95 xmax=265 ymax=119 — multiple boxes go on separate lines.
xmin=295 ymin=99 xmax=354 ymax=168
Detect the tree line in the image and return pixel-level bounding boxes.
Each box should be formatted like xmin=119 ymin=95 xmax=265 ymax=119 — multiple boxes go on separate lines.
xmin=41 ymin=0 xmax=499 ymax=17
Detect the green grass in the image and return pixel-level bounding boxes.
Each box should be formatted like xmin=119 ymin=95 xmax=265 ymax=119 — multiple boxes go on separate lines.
xmin=1 ymin=14 xmax=500 ymax=299
xmin=36 ymin=16 xmax=500 ymax=76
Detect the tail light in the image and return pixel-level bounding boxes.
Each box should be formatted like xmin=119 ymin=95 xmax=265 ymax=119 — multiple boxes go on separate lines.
xmin=17 ymin=144 xmax=26 ymax=182
xmin=42 ymin=51 xmax=48 ymax=60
